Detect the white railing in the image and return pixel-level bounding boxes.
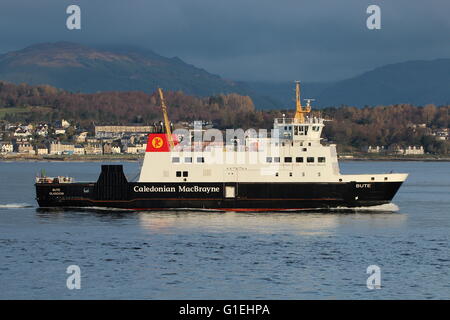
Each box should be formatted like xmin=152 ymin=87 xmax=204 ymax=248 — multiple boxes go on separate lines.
xmin=274 ymin=117 xmax=324 ymax=124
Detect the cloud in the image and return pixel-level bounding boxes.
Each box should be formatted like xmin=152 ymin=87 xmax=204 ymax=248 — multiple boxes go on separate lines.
xmin=0 ymin=0 xmax=449 ymax=81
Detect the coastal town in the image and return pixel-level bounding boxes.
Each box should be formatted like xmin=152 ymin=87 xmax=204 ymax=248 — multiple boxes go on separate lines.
xmin=0 ymin=120 xmax=158 ymax=159
xmin=0 ymin=118 xmax=448 ymax=160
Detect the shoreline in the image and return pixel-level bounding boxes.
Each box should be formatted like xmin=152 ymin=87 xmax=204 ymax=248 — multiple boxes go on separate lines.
xmin=0 ymin=154 xmax=143 ymax=162
xmin=339 ymin=156 xmax=450 ymax=162
xmin=1 ymin=154 xmax=450 ymax=162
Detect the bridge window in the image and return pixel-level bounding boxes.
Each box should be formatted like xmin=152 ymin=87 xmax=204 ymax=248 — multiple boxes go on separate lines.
xmin=318 ymin=157 xmax=326 ymax=163
xmin=185 ymin=157 xmax=192 ymax=163
xmin=183 ymin=171 xmax=188 ymax=177
xmin=302 ymin=148 xmax=307 ymax=152
xmin=296 ymin=157 xmax=304 ymax=163
xmin=274 ymin=157 xmax=280 ymax=163
xmin=172 ymin=157 xmax=180 ymax=163
xmin=284 ymin=157 xmax=292 ymax=163
xmin=197 ymin=157 xmax=205 ymax=163
xmin=307 ymin=157 xmax=314 ymax=163
xmin=266 ymin=157 xmax=272 ymax=163
xmin=176 ymin=171 xmax=182 ymax=177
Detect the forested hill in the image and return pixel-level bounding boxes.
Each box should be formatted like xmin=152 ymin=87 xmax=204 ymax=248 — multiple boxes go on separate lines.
xmin=1 ymin=81 xmax=449 ymax=154
xmin=0 ymin=81 xmax=263 ymax=128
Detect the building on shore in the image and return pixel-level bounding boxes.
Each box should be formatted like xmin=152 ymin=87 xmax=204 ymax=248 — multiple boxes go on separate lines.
xmin=75 ymin=132 xmax=88 ymax=143
xmin=0 ymin=142 xmax=14 ymax=154
xmin=17 ymin=142 xmax=34 ymax=154
xmin=103 ymin=143 xmax=113 ymax=154
xmin=85 ymin=144 xmax=103 ymax=155
xmin=125 ymin=145 xmax=139 ymax=154
xmin=74 ymin=145 xmax=85 ymax=155
xmin=111 ymin=146 xmax=121 ymax=154
xmin=36 ymin=147 xmax=49 ymax=155
xmin=404 ymin=146 xmax=424 ymax=155
xmin=49 ymin=141 xmax=75 ymax=155
xmin=13 ymin=128 xmax=32 ymax=138
xmin=388 ymin=145 xmax=424 ymax=155
xmin=94 ymin=125 xmax=156 ymax=139
xmin=125 ymin=143 xmax=147 ymax=154
xmin=364 ymin=146 xmax=386 ymax=153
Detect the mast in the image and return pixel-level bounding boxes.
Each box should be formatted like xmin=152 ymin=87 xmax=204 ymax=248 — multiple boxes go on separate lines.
xmin=293 ymin=81 xmax=311 ymax=123
xmin=157 ymin=88 xmax=174 ymax=149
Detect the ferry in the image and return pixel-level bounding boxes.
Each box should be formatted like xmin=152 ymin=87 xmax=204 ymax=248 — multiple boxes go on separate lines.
xmin=35 ymin=83 xmax=408 ymax=211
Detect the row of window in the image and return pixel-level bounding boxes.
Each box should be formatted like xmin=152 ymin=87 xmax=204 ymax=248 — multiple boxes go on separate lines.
xmin=276 ymin=142 xmax=311 ymax=148
xmin=275 ymin=172 xmax=321 ymax=177
xmin=172 ymin=155 xmax=325 ymax=164
xmin=282 ymin=125 xmax=321 ymax=135
xmin=266 ymin=157 xmax=326 ymax=163
xmin=172 ymin=157 xmax=204 ymax=163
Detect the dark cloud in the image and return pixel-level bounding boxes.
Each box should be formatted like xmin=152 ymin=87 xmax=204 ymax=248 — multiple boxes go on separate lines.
xmin=0 ymin=0 xmax=449 ymax=81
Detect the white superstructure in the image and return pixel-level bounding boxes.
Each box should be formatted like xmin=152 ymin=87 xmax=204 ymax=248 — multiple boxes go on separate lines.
xmin=138 ymin=87 xmax=407 ymax=185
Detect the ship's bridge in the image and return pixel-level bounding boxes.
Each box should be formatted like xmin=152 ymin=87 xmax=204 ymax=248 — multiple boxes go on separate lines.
xmin=273 ymin=116 xmax=324 ymax=141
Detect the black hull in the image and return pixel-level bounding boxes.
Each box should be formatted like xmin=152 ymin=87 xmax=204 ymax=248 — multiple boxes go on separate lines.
xmin=35 ymin=166 xmax=403 ymax=211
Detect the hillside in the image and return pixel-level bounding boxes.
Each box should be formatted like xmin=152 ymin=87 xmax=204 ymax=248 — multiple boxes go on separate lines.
xmin=0 ymin=42 xmax=246 ymax=97
xmin=0 ymin=81 xmax=265 ymax=129
xmin=0 ymin=42 xmax=449 ymax=108
xmin=315 ymin=59 xmax=450 ymax=107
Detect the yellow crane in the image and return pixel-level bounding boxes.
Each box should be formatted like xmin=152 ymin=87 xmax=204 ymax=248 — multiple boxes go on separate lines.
xmin=157 ymin=88 xmax=174 ymax=149
xmin=293 ymin=81 xmax=311 ymax=123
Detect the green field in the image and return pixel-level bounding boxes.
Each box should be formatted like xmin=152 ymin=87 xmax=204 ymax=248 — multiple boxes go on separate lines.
xmin=0 ymin=106 xmax=52 ymax=119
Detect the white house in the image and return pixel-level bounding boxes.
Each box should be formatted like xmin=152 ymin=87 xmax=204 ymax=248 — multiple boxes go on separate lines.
xmin=404 ymin=146 xmax=424 ymax=155
xmin=0 ymin=143 xmax=13 ymax=154
xmin=74 ymin=145 xmax=85 ymax=155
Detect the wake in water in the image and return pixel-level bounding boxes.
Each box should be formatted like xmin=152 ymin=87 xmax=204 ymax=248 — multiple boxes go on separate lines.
xmin=324 ymin=202 xmax=399 ymax=213
xmin=35 ymin=203 xmax=400 ymax=213
xmin=0 ymin=203 xmax=34 ymax=209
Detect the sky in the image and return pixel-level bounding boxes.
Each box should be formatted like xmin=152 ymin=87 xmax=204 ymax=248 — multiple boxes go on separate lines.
xmin=0 ymin=0 xmax=449 ymax=82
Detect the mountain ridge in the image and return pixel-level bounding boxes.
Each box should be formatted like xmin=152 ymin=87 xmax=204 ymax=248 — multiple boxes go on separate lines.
xmin=0 ymin=42 xmax=449 ymax=108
